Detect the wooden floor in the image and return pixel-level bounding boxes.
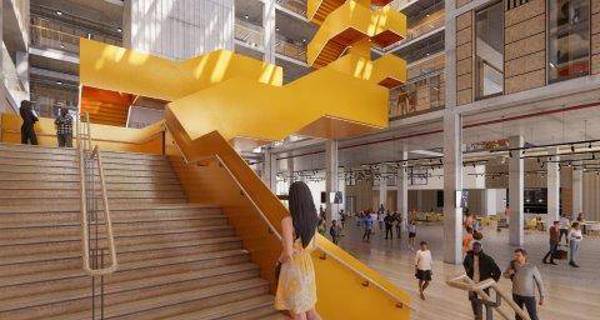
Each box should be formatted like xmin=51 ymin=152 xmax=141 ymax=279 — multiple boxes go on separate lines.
xmin=335 ymin=220 xmax=600 ymax=320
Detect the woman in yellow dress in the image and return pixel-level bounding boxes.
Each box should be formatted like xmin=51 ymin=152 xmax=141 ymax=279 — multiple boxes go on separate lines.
xmin=275 ymin=181 xmax=321 ymax=320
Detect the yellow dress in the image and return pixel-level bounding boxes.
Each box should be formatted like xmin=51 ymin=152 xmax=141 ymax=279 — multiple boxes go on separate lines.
xmin=274 ymin=237 xmax=317 ymax=314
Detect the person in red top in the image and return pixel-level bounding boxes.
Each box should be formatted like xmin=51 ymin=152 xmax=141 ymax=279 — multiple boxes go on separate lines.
xmin=542 ymin=221 xmax=560 ymax=265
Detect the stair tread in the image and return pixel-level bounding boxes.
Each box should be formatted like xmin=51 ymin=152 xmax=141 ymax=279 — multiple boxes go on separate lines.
xmin=41 ymin=278 xmax=269 ymax=320
xmin=0 ymin=202 xmax=217 ymax=214
xmin=0 ymin=249 xmax=250 ymax=287
xmin=164 ymin=295 xmax=276 ymax=320
xmin=0 ymin=263 xmax=259 ymax=313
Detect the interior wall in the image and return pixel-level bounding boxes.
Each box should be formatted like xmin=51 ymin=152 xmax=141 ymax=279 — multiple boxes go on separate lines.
xmin=583 ymin=172 xmax=600 ymax=221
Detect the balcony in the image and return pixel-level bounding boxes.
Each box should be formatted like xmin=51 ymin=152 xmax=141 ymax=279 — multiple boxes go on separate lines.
xmin=30 ymin=17 xmax=121 ymax=55
xmin=234 ymin=19 xmax=265 ymax=49
xmin=276 ymin=34 xmax=307 ymax=63
xmin=390 ymin=53 xmax=445 ymax=118
xmin=398 ymin=11 xmax=445 ymax=48
xmin=277 ymin=0 xmax=307 ymax=16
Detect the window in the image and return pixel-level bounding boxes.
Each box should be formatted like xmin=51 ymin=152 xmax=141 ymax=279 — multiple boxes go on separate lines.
xmin=548 ymin=0 xmax=590 ymax=83
xmin=475 ymin=2 xmax=504 ymax=99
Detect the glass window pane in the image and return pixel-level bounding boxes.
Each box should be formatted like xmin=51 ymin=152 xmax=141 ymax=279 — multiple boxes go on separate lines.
xmin=475 ymin=2 xmax=505 ymax=99
xmin=548 ymin=0 xmax=590 ymax=83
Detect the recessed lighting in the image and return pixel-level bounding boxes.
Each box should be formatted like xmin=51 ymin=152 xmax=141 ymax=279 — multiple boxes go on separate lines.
xmin=117 ymin=27 xmax=123 ymax=33
xmin=56 ymin=81 xmax=63 ymax=85
xmin=55 ymin=10 xmax=63 ymax=16
xmin=244 ymin=14 xmax=249 ymax=19
xmin=275 ymin=26 xmax=280 ymax=31
xmin=426 ymin=14 xmax=430 ymax=17
xmin=302 ymin=38 xmax=307 ymax=43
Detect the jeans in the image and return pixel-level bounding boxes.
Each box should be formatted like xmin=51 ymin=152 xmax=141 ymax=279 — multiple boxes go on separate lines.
xmin=559 ymin=229 xmax=569 ymax=242
xmin=512 ymin=294 xmax=538 ymax=320
xmin=469 ymin=288 xmax=490 ymax=320
xmin=543 ymin=242 xmax=558 ymax=263
xmin=570 ymin=240 xmax=580 ymax=264
xmin=362 ymin=229 xmax=372 ymax=241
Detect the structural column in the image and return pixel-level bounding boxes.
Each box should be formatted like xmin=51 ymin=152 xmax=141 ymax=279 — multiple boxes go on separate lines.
xmin=508 ymin=136 xmax=525 ymax=247
xmin=325 ymin=140 xmax=340 ymax=222
xmin=15 ymin=51 xmax=29 ymax=96
xmin=482 ymin=189 xmax=497 ymax=216
xmin=443 ymin=110 xmax=463 ymax=265
xmin=396 ymin=150 xmax=409 ymax=230
xmin=379 ymin=165 xmax=388 ymax=209
xmin=262 ymin=149 xmax=277 ymax=192
xmin=263 ymin=0 xmax=276 ymax=63
xmin=572 ymin=168 xmax=583 ymax=217
xmin=547 ymin=147 xmax=560 ymax=226
xmin=287 ymin=157 xmax=295 ymax=183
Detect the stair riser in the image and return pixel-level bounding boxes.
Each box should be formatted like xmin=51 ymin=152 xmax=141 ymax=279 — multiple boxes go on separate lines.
xmin=0 ymin=173 xmax=179 ymax=184
xmin=0 ymin=197 xmax=188 ymax=206
xmin=0 ymin=160 xmax=175 ymax=173
xmin=0 ymin=150 xmax=168 ymax=166
xmin=0 ymin=269 xmax=261 ymax=314
xmin=0 ymin=181 xmax=183 ymax=192
xmin=0 ymin=189 xmax=186 ymax=199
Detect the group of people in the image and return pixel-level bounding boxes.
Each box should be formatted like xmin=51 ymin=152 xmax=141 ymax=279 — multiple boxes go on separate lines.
xmin=18 ymin=100 xmax=73 ymax=148
xmin=355 ymin=206 xmax=418 ymax=248
xmin=543 ymin=213 xmax=584 ymax=267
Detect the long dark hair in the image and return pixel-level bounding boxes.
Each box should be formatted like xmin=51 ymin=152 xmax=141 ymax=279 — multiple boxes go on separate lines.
xmin=288 ymin=181 xmax=319 ymax=248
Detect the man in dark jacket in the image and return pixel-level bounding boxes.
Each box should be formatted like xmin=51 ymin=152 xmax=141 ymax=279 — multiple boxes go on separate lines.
xmin=463 ymin=241 xmax=501 ymax=320
xmin=19 ymin=100 xmax=39 ymax=145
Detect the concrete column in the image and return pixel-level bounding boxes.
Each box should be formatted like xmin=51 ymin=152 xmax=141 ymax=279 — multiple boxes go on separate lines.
xmin=15 ymin=51 xmax=29 ymax=95
xmin=287 ymin=157 xmax=294 ymax=182
xmin=397 ymin=150 xmax=409 ymax=229
xmin=263 ymin=0 xmax=276 ymax=63
xmin=325 ymin=140 xmax=340 ymax=222
xmin=443 ymin=110 xmax=463 ymax=265
xmin=509 ymin=136 xmax=525 ymax=247
xmin=547 ymin=147 xmax=560 ymax=226
xmin=262 ymin=149 xmax=276 ymax=191
xmin=572 ymin=168 xmax=583 ymax=217
xmin=482 ymin=189 xmax=497 ymax=216
xmin=379 ymin=165 xmax=388 ymax=209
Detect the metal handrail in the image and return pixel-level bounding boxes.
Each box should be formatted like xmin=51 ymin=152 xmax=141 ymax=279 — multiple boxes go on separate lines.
xmin=163 ymin=122 xmax=412 ymax=311
xmin=76 ymin=112 xmax=118 ymax=276
xmin=447 ymin=274 xmax=531 ymax=320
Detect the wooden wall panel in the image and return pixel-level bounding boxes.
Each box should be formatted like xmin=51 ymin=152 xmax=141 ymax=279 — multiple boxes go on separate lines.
xmin=592 ymin=0 xmax=600 ymax=74
xmin=456 ymin=11 xmax=473 ymax=106
xmin=583 ymin=173 xmax=600 ymax=221
xmin=456 ymin=0 xmax=472 ymax=9
xmin=504 ymin=0 xmax=546 ymax=94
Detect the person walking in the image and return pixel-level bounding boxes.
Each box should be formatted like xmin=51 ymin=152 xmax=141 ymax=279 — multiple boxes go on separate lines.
xmin=504 ymin=248 xmax=545 ymax=320
xmin=415 ymin=241 xmax=432 ymax=300
xmin=54 ymin=108 xmax=73 ymax=148
xmin=542 ymin=220 xmax=560 ymax=265
xmin=329 ymin=220 xmax=340 ymax=245
xmin=275 ymin=181 xmax=321 ymax=320
xmin=384 ymin=212 xmax=395 ymax=239
xmin=558 ymin=214 xmax=570 ymax=243
xmin=407 ymin=219 xmax=417 ymax=250
xmin=394 ymin=212 xmax=403 ymax=239
xmin=463 ymin=241 xmax=501 ymax=320
xmin=362 ymin=213 xmax=374 ymax=242
xmin=19 ymin=100 xmax=39 ymax=145
xmin=568 ymin=222 xmax=583 ymax=268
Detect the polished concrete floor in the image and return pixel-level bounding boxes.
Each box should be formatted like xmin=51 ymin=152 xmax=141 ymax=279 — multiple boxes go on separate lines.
xmin=334 ymin=219 xmax=600 ymax=320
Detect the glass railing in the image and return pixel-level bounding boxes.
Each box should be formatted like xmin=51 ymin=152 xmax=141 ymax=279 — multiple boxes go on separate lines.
xmin=391 ymin=71 xmax=445 ymax=118
xmin=277 ymin=0 xmax=307 ymax=16
xmin=402 ymin=13 xmax=445 ymax=44
xmin=30 ymin=17 xmax=121 ymax=54
xmin=275 ymin=34 xmax=307 ymax=62
xmin=234 ymin=19 xmax=264 ymax=49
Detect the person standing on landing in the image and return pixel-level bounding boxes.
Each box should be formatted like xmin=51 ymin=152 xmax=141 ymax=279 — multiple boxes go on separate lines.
xmin=19 ymin=100 xmax=39 ymax=145
xmin=275 ymin=181 xmax=321 ymax=320
xmin=414 ymin=241 xmax=432 ymax=300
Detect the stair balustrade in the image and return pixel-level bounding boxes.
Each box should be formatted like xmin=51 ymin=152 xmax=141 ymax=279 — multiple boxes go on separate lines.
xmin=76 ymin=112 xmax=118 ymax=319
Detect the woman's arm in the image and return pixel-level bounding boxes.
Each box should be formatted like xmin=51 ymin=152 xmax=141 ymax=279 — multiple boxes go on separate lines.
xmin=279 ymin=216 xmax=294 ymax=263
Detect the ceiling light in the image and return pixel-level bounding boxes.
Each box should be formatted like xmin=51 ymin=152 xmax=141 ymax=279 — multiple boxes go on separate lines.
xmin=509 ymin=151 xmax=513 ymax=158
xmin=589 ymin=142 xmax=593 ymax=149
xmin=60 ymin=43 xmax=65 ymax=48
xmin=56 ymin=80 xmax=63 ymax=85
xmin=244 ymin=14 xmax=249 ymax=19
xmin=302 ymin=38 xmax=307 ymax=43
xmin=55 ymin=10 xmax=63 ymax=16
xmin=275 ymin=26 xmax=280 ymax=31
xmin=117 ymin=27 xmax=123 ymax=33
xmin=571 ymin=145 xmax=575 ymax=153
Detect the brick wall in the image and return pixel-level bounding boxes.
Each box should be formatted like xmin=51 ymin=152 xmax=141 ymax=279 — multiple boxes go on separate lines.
xmin=592 ymin=0 xmax=600 ymax=74
xmin=504 ymin=0 xmax=546 ymax=94
xmin=456 ymin=12 xmax=473 ymax=105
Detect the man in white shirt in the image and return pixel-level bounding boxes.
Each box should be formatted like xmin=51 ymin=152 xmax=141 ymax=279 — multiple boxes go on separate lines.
xmin=414 ymin=241 xmax=432 ymax=300
xmin=558 ymin=214 xmax=570 ymax=243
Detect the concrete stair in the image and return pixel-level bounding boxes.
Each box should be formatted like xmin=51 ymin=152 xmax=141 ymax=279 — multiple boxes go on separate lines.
xmin=0 ymin=143 xmax=284 ymax=320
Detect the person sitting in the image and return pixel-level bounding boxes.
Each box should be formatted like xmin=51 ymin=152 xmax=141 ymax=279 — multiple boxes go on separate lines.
xmin=19 ymin=100 xmax=39 ymax=145
xmin=54 ymin=108 xmax=73 ymax=148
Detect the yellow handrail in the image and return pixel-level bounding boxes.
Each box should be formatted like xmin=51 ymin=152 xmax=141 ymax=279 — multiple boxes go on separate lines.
xmin=76 ymin=112 xmax=118 ymax=276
